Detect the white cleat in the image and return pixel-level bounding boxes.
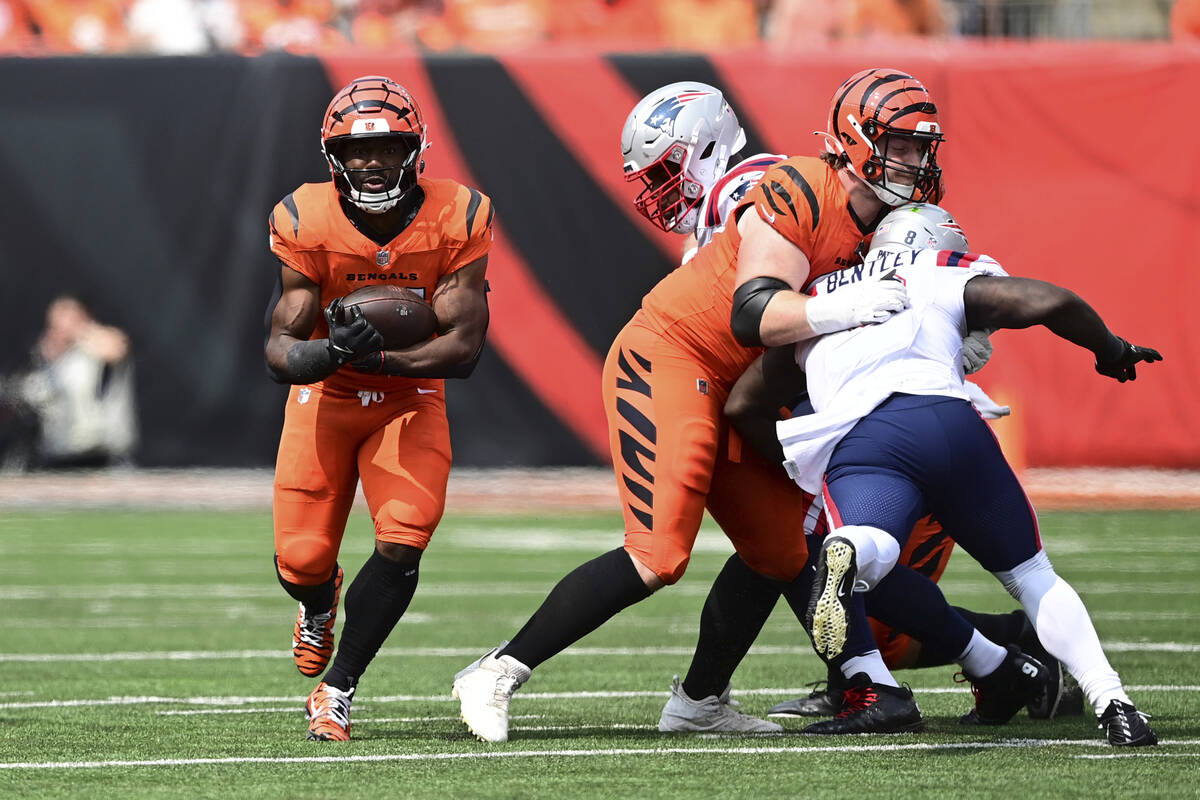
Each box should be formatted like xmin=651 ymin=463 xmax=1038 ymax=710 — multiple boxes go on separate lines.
xmin=452 ymin=646 xmax=532 ymax=743
xmin=658 ymin=675 xmax=782 ymax=733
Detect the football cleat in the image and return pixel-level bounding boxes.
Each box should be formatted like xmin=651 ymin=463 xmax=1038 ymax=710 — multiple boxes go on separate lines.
xmin=452 ymin=646 xmax=532 ymax=743
xmin=1098 ymin=699 xmax=1158 ymax=747
xmin=305 ymin=682 xmax=354 ymax=741
xmin=801 ymin=673 xmax=924 ymax=735
xmin=959 ymin=645 xmax=1049 ymax=725
xmin=659 ymin=675 xmax=782 ymax=733
xmin=292 ymin=566 xmax=343 ymax=677
xmin=805 ymin=536 xmax=857 ymax=660
xmin=768 ymin=679 xmax=845 ymax=718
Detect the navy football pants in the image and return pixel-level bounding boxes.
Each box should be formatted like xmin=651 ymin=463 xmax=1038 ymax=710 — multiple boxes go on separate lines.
xmin=824 ymin=393 xmax=1041 ymax=573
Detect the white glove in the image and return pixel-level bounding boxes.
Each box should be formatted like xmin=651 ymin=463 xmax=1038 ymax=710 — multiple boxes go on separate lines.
xmin=805 ymin=276 xmax=909 ymax=335
xmin=961 ymin=329 xmax=994 ymax=374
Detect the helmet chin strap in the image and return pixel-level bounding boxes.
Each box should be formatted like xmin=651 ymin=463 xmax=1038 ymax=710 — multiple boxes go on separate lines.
xmin=349 ymin=188 xmax=401 ymax=214
xmin=868 ymin=177 xmax=916 ymax=207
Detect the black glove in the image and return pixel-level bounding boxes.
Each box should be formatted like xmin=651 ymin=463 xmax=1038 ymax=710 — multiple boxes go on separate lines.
xmin=350 ymin=351 xmax=386 ymax=374
xmin=1094 ymin=335 xmax=1162 ymax=383
xmin=325 ymin=298 xmax=383 ymax=365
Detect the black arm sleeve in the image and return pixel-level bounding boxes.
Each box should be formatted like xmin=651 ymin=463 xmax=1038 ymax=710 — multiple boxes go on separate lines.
xmin=278 ymin=339 xmax=339 ymax=385
xmin=731 ymin=276 xmax=792 ymax=347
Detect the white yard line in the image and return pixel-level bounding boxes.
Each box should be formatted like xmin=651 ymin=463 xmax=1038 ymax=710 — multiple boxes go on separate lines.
xmin=3 ymin=684 xmax=1196 ymax=711
xmin=1074 ymin=752 xmax=1200 ymax=760
xmin=3 ymin=641 xmax=1197 ymax=664
xmin=5 ymin=739 xmax=1199 ymax=770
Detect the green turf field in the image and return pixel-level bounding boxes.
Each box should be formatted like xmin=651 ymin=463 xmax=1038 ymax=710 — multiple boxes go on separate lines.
xmin=1 ymin=508 xmax=1196 ymax=798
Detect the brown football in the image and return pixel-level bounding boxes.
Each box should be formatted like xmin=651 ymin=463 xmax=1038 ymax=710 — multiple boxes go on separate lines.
xmin=341 ymin=285 xmax=438 ymax=349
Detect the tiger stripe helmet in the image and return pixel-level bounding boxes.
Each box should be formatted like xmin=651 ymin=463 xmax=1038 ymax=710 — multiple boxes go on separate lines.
xmin=822 ymin=68 xmax=944 ymax=207
xmin=320 ymin=75 xmax=429 ymax=214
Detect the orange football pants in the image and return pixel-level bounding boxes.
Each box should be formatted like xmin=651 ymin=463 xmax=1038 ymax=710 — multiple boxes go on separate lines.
xmin=603 ymin=318 xmax=818 ymax=584
xmin=273 ymin=382 xmax=451 ymax=586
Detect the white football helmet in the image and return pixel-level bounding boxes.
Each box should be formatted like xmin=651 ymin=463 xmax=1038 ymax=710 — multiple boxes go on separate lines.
xmin=621 ymin=82 xmax=746 ymax=234
xmin=867 ymin=203 xmax=968 ymax=258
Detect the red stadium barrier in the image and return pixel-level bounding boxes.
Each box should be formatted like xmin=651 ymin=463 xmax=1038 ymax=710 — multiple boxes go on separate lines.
xmin=325 ymin=42 xmax=1198 ymax=468
xmin=1 ymin=47 xmax=1193 ymax=468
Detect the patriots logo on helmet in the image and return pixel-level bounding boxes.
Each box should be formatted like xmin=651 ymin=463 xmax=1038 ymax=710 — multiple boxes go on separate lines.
xmin=645 ymin=91 xmax=712 ymax=136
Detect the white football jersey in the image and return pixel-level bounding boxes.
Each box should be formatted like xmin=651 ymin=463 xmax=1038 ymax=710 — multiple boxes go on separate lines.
xmin=683 ymin=153 xmax=785 ymax=263
xmin=778 ymin=248 xmax=1007 ymax=492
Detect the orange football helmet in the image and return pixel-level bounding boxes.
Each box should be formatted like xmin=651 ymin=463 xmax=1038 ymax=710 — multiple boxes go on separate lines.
xmin=822 ymin=68 xmax=944 ymax=206
xmin=320 ymin=75 xmax=429 ymax=214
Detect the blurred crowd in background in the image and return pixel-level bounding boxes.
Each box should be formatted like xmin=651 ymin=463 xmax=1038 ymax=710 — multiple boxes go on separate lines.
xmin=0 ymin=0 xmax=1191 ymax=56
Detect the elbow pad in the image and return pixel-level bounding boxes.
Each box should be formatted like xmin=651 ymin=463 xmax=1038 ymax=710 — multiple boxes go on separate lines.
xmin=731 ymin=277 xmax=791 ymax=347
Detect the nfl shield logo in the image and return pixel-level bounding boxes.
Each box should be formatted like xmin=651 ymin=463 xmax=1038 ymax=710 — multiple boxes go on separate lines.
xmin=376 ymin=250 xmax=390 ymax=266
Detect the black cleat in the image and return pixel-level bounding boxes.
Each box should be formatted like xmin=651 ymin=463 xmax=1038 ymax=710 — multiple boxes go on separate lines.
xmin=768 ymin=680 xmax=844 ymax=718
xmin=960 ymin=645 xmax=1049 ymax=725
xmin=1098 ymin=700 xmax=1158 ymax=747
xmin=802 ymin=673 xmax=924 ymax=734
xmin=806 ymin=536 xmax=857 ymax=661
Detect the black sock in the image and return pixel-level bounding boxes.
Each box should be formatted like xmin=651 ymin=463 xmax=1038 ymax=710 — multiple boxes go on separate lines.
xmin=275 ymin=555 xmax=338 ymax=614
xmin=780 ymin=565 xmax=814 ymax=625
xmin=857 ymin=565 xmax=973 ymax=667
xmin=501 ymin=548 xmax=652 ymax=670
xmin=323 ymin=551 xmax=419 ymax=691
xmin=905 ymin=608 xmax=1026 ymax=669
xmin=681 ymin=554 xmax=782 ymax=700
xmin=952 ymin=608 xmax=1028 ymax=646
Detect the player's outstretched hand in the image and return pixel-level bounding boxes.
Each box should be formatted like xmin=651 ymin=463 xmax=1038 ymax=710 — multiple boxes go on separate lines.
xmin=1094 ymin=336 xmax=1162 ymax=382
xmin=325 ymin=297 xmax=384 ymax=365
xmin=806 ymin=273 xmax=909 ymax=335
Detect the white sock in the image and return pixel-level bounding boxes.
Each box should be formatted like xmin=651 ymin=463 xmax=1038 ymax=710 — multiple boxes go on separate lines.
xmin=841 ymin=649 xmax=899 ymax=687
xmin=829 ymin=524 xmax=901 ymax=590
xmin=994 ymin=550 xmax=1131 ymax=716
xmin=957 ymin=629 xmax=1006 ymax=678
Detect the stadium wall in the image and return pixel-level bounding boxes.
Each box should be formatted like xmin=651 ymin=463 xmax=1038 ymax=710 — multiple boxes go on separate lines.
xmin=0 ymin=43 xmax=1195 ymax=468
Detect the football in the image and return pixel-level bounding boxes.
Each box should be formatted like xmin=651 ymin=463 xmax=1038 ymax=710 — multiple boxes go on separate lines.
xmin=341 ymin=285 xmax=438 ymax=349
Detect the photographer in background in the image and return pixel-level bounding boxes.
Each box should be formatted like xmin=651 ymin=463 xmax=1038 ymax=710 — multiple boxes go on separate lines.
xmin=3 ymin=295 xmax=139 ymax=470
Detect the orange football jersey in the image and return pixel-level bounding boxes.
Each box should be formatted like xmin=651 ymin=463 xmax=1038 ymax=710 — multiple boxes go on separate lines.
xmin=269 ymin=177 xmax=493 ymax=392
xmin=639 ymin=155 xmax=874 ymax=388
